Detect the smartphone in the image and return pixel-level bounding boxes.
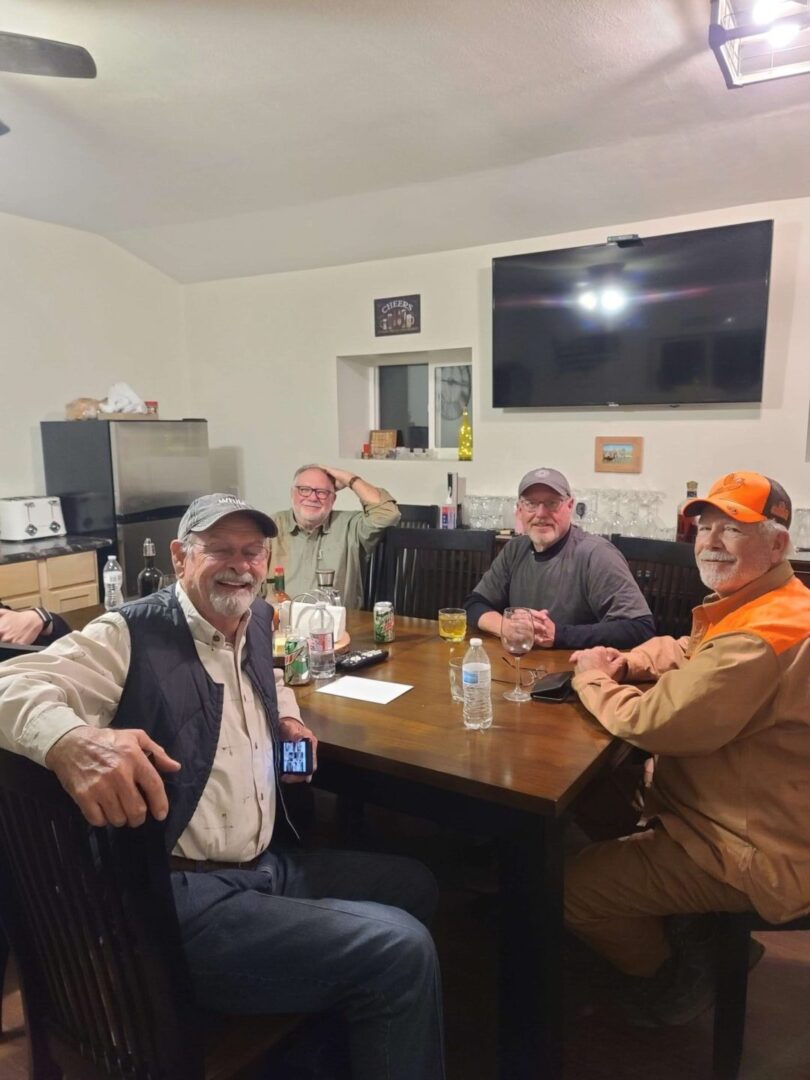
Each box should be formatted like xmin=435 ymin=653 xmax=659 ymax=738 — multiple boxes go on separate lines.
xmin=281 ymin=739 xmax=314 ymax=775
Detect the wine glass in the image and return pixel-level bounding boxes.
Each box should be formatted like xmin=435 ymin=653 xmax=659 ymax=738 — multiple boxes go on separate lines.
xmin=500 ymin=607 xmax=534 ymax=702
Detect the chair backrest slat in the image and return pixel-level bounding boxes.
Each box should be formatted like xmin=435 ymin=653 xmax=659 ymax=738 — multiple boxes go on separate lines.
xmin=0 ymin=748 xmax=202 ymax=1079
xmin=376 ymin=527 xmax=497 ymax=619
xmin=610 ymin=535 xmax=706 ymax=639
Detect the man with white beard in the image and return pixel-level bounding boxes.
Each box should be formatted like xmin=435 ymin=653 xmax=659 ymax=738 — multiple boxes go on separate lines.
xmin=0 ymin=494 xmax=445 ymax=1080
xmin=561 ymin=471 xmax=810 ymax=1028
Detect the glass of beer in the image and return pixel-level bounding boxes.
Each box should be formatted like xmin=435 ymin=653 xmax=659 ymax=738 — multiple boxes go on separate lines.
xmin=438 ymin=608 xmax=467 ymax=643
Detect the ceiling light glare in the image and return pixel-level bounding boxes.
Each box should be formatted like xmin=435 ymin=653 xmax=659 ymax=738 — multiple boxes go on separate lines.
xmin=767 ymin=19 xmax=800 ymax=46
xmin=600 ymin=287 xmax=627 ymax=314
xmin=578 ymin=290 xmax=598 ymax=312
xmin=752 ymin=0 xmax=782 ymax=25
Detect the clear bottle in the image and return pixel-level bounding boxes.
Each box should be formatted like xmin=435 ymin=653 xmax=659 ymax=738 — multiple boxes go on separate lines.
xmin=137 ymin=538 xmax=163 ymax=598
xmin=458 ymin=408 xmax=473 ymax=462
xmin=308 ymin=601 xmax=336 ymax=679
xmin=103 ymin=555 xmax=124 ymax=611
xmin=676 ymin=481 xmax=699 ymax=544
xmin=462 ymin=637 xmax=493 ymax=730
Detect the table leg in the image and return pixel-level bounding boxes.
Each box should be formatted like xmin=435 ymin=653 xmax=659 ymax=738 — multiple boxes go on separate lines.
xmin=498 ymin=815 xmax=563 ymax=1080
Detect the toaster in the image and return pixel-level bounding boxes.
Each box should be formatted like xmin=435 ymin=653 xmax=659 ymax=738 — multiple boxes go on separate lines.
xmin=0 ymin=496 xmax=67 ymax=541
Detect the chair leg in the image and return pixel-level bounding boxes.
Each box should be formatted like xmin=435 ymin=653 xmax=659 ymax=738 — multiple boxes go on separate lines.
xmin=0 ymin=926 xmax=8 ymax=1034
xmin=712 ymin=914 xmax=753 ymax=1080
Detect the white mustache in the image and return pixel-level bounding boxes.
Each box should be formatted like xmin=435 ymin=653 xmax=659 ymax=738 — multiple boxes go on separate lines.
xmin=214 ymin=572 xmax=254 ymax=586
xmin=699 ymin=554 xmax=735 ymax=564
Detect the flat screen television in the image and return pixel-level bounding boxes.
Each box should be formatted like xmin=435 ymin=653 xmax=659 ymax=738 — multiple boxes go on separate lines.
xmin=492 ymin=220 xmax=773 ymax=407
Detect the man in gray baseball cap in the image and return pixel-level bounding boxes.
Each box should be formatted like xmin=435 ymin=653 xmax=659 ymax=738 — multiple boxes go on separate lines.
xmin=0 ymin=491 xmax=445 ymax=1080
xmin=464 ymin=466 xmax=655 ymax=650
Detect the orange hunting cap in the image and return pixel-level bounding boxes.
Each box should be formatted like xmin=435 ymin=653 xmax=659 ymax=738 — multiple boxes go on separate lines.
xmin=683 ymin=471 xmax=792 ymax=529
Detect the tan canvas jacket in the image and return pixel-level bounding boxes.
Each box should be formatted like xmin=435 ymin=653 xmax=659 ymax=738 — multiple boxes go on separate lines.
xmin=573 ymin=562 xmax=810 ymax=923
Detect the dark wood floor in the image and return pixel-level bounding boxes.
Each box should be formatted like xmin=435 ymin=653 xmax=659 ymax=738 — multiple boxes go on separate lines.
xmin=3 ymin=802 xmax=809 ymax=1079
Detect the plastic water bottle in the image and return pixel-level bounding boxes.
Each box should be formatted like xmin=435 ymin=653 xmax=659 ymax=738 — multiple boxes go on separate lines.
xmin=462 ymin=637 xmax=493 ymax=730
xmin=103 ymin=555 xmax=124 ymax=611
xmin=309 ymin=602 xmax=336 ymax=679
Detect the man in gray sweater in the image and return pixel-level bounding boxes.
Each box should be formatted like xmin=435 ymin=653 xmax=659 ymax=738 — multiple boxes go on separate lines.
xmin=464 ymin=468 xmax=655 ymax=650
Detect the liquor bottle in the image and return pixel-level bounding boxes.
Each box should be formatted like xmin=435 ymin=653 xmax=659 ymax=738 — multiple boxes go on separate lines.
xmin=676 ymin=482 xmax=699 ymax=544
xmin=458 ymin=408 xmax=472 ymax=462
xmin=270 ymin=566 xmax=291 ymax=633
xmin=103 ymin=555 xmax=124 ymax=611
xmin=137 ymin=538 xmax=163 ymax=598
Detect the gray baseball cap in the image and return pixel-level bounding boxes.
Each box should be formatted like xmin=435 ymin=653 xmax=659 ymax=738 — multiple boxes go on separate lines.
xmin=517 ymin=468 xmax=572 ymax=498
xmin=177 ymin=494 xmax=277 ymax=540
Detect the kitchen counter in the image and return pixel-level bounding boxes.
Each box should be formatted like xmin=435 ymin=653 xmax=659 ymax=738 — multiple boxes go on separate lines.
xmin=0 ymin=535 xmax=113 ymax=566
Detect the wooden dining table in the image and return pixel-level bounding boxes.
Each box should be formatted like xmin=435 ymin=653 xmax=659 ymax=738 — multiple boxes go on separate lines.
xmin=63 ymin=602 xmax=624 ymax=1079
xmin=296 ymin=610 xmax=624 ymax=1080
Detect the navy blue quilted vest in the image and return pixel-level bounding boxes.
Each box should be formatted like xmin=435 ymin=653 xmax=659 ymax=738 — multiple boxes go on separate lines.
xmin=114 ymin=587 xmax=282 ymax=849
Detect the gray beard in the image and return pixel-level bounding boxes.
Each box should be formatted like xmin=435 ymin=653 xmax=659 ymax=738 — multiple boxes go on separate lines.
xmin=208 ymin=581 xmax=260 ymax=618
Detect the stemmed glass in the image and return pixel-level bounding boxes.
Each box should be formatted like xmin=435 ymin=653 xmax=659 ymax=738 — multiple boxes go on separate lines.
xmin=500 ymin=607 xmax=534 ymax=702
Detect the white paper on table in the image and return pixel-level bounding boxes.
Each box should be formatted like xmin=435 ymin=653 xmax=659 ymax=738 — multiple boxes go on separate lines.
xmin=315 ymin=676 xmax=413 ymax=705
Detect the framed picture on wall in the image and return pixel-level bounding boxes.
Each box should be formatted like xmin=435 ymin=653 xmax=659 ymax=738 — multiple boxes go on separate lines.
xmin=594 ymin=436 xmax=644 ymax=474
xmin=374 ymin=294 xmax=420 ymax=336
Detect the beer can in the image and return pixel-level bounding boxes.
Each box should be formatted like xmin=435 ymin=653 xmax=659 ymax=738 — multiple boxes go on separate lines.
xmin=373 ymin=601 xmax=395 ymax=643
xmin=284 ymin=633 xmax=311 ymax=685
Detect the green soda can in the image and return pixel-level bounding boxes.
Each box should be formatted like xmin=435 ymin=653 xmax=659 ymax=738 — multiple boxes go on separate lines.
xmin=284 ymin=633 xmax=311 ymax=685
xmin=373 ymin=601 xmax=395 ymax=643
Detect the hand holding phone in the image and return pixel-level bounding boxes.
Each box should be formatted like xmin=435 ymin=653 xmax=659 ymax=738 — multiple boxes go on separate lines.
xmin=281 ymin=738 xmax=314 ymax=776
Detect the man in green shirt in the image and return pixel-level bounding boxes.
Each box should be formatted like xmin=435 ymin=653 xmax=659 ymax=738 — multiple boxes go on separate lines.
xmin=270 ymin=464 xmax=400 ymax=608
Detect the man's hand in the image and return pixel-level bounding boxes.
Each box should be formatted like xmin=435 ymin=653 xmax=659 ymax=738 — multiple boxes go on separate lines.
xmin=45 ymin=727 xmax=182 ymax=828
xmin=278 ymin=717 xmax=319 ymax=783
xmin=570 ymin=646 xmax=628 ymax=681
xmin=0 ymin=608 xmax=47 ymax=645
xmin=319 ymin=466 xmax=354 ymax=491
xmin=530 ymin=609 xmax=556 ymax=649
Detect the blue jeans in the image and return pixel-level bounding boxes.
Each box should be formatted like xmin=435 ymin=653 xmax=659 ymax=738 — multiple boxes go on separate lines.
xmin=172 ymin=849 xmax=445 ymax=1080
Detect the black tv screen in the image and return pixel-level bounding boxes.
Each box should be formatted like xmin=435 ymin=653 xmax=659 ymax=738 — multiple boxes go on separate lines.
xmin=492 ymin=220 xmax=773 ymax=407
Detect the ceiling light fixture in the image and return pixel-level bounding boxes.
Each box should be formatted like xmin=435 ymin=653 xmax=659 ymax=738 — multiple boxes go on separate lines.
xmin=710 ymin=0 xmax=810 ymax=86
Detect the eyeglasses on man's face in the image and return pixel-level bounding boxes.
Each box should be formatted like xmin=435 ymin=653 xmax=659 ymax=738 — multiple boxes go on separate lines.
xmin=189 ymin=542 xmax=268 ymax=565
xmin=518 ymin=497 xmax=566 ymax=514
xmin=294 ymin=485 xmax=335 ymax=502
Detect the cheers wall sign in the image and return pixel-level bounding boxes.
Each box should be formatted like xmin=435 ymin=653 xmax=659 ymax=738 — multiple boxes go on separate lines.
xmin=374 ymin=294 xmax=420 ymax=336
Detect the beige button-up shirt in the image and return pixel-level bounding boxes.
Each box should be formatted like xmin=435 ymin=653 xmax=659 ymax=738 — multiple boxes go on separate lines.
xmin=0 ymin=586 xmax=302 ymax=862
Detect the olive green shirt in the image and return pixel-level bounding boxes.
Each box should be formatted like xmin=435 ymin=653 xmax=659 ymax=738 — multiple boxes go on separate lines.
xmin=270 ymin=489 xmax=400 ymax=608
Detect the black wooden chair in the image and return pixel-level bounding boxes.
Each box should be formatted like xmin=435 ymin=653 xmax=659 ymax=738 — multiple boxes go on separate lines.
xmin=0 ymin=748 xmax=301 ymax=1080
xmin=712 ymin=910 xmax=810 ymax=1080
xmin=399 ymin=504 xmax=439 ymax=528
xmin=610 ymin=535 xmax=706 ymax=638
xmin=374 ymin=527 xmax=496 ymax=619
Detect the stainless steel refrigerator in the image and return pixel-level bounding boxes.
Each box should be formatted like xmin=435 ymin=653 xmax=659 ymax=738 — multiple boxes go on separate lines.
xmin=41 ymin=420 xmax=210 ymax=597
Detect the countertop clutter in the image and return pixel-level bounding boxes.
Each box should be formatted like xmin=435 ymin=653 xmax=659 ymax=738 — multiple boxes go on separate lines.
xmin=0 ymin=535 xmax=112 ymax=566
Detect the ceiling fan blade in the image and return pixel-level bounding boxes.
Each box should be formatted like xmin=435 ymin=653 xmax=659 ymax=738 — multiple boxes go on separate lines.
xmin=0 ymin=117 xmax=9 ymax=135
xmin=0 ymin=31 xmax=96 ymax=78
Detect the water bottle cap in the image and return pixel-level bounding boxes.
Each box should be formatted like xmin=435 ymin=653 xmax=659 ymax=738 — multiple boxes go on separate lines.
xmin=469 ymin=637 xmax=482 ymax=647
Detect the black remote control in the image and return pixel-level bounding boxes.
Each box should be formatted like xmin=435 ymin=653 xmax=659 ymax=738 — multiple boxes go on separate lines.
xmin=335 ymin=649 xmax=389 ymax=672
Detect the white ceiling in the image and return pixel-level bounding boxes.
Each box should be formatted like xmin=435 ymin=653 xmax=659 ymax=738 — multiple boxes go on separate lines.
xmin=1 ymin=0 xmax=810 ymax=282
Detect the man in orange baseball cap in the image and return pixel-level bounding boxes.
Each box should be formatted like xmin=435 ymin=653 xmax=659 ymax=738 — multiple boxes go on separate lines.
xmin=564 ymin=470 xmax=809 ymax=1028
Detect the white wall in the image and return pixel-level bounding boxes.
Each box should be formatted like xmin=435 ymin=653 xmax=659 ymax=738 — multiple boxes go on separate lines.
xmin=0 ymin=213 xmax=185 ymax=497
xmin=184 ymin=196 xmax=810 ymax=523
